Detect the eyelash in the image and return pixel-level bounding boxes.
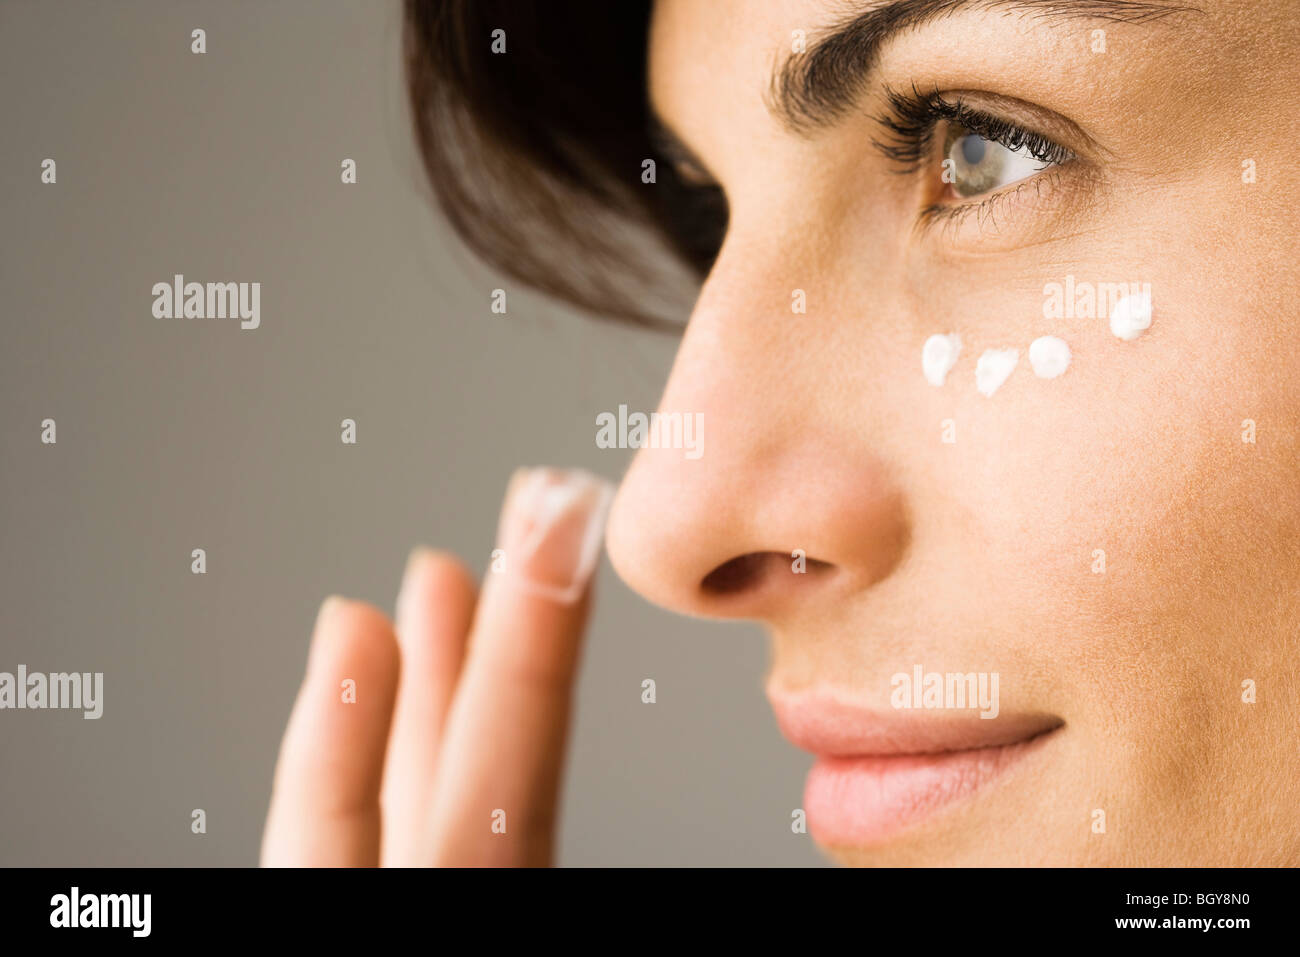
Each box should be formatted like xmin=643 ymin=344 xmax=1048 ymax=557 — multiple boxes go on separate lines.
xmin=874 ymin=83 xmax=1074 ymax=220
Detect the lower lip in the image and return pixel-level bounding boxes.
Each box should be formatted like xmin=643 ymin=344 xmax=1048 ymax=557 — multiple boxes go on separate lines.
xmin=804 ymin=732 xmax=1054 ymax=847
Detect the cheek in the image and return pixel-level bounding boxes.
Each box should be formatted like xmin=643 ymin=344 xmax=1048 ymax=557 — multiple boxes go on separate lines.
xmin=947 ymin=276 xmax=1300 ymax=642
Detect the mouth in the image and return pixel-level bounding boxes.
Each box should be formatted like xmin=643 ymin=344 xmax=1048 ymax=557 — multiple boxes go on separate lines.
xmin=768 ymin=687 xmax=1064 ymax=847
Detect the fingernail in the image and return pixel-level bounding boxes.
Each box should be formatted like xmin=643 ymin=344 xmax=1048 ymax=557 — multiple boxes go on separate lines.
xmin=495 ymin=467 xmax=615 ymax=603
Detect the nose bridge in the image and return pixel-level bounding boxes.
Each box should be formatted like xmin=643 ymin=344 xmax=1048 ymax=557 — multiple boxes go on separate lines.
xmin=661 ymin=204 xmax=847 ymax=413
xmin=604 ymin=228 xmax=911 ymax=621
xmin=651 ymin=224 xmax=832 ymax=501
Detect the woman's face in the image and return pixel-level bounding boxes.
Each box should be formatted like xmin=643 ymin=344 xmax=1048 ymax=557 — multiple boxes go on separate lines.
xmin=606 ymin=0 xmax=1300 ymax=864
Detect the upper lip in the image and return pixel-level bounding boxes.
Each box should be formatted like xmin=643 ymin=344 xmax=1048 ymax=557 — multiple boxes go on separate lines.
xmin=767 ymin=686 xmax=1064 ymax=756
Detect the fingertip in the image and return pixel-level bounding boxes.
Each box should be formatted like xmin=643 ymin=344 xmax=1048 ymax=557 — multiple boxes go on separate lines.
xmin=397 ymin=547 xmax=478 ymax=621
xmin=309 ymin=595 xmax=400 ymax=678
xmin=408 ymin=546 xmax=477 ymax=591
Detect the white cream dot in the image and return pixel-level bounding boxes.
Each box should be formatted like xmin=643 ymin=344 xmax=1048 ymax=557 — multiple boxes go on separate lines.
xmin=1028 ymin=336 xmax=1071 ymax=378
xmin=975 ymin=348 xmax=1019 ymax=397
xmin=922 ymin=333 xmax=962 ymax=387
xmin=1109 ymin=292 xmax=1152 ymax=341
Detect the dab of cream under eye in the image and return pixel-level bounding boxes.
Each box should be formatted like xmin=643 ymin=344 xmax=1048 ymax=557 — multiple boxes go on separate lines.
xmin=1109 ymin=292 xmax=1152 ymax=341
xmin=975 ymin=348 xmax=1019 ymax=397
xmin=922 ymin=333 xmax=962 ymax=386
xmin=1028 ymin=336 xmax=1071 ymax=378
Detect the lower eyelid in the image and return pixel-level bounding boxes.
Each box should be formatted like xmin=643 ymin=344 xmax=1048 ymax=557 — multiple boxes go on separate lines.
xmin=944 ymin=153 xmax=1060 ymax=203
xmin=916 ymin=162 xmax=1080 ymax=241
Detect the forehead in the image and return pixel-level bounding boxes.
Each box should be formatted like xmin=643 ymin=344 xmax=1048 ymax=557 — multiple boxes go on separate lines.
xmin=648 ymin=0 xmax=834 ymax=172
xmin=648 ymin=1 xmax=813 ymax=110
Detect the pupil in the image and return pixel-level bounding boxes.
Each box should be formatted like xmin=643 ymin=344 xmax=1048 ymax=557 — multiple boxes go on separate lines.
xmin=960 ymin=135 xmax=987 ymax=166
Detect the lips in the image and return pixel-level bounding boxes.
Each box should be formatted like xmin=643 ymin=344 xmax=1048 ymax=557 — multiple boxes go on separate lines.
xmin=768 ymin=688 xmax=1063 ymax=846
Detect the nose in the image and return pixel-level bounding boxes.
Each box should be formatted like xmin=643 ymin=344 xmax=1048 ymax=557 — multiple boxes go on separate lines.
xmin=604 ymin=244 xmax=911 ymax=626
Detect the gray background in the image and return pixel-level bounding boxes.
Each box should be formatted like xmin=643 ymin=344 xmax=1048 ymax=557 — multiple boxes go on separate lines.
xmin=0 ymin=0 xmax=820 ymax=865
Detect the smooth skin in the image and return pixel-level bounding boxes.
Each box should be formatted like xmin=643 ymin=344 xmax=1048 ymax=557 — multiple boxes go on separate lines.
xmin=264 ymin=0 xmax=1300 ymax=866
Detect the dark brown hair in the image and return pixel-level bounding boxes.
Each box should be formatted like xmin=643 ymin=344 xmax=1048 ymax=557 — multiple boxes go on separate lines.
xmin=403 ymin=0 xmax=725 ymax=329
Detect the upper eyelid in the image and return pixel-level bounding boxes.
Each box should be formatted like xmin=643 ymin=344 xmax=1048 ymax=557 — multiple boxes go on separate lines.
xmin=938 ymin=90 xmax=1108 ymax=162
xmin=872 ymin=84 xmax=1104 ymax=170
xmin=944 ymin=108 xmax=1073 ymax=167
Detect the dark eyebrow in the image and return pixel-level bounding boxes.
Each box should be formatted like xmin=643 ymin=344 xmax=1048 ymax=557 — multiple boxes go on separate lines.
xmin=769 ymin=0 xmax=1196 ymax=134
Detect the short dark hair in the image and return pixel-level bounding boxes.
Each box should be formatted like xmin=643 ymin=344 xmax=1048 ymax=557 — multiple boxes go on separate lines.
xmin=403 ymin=0 xmax=726 ymax=329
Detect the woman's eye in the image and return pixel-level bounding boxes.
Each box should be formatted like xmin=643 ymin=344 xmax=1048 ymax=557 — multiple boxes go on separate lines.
xmin=942 ymin=124 xmax=1053 ymax=198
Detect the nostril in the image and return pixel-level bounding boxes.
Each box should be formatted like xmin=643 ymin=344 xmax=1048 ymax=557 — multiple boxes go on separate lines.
xmin=700 ymin=551 xmax=832 ymax=596
xmin=701 ymin=553 xmax=768 ymax=594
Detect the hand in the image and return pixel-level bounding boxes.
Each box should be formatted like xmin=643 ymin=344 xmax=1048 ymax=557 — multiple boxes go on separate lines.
xmin=260 ymin=468 xmax=614 ymax=866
